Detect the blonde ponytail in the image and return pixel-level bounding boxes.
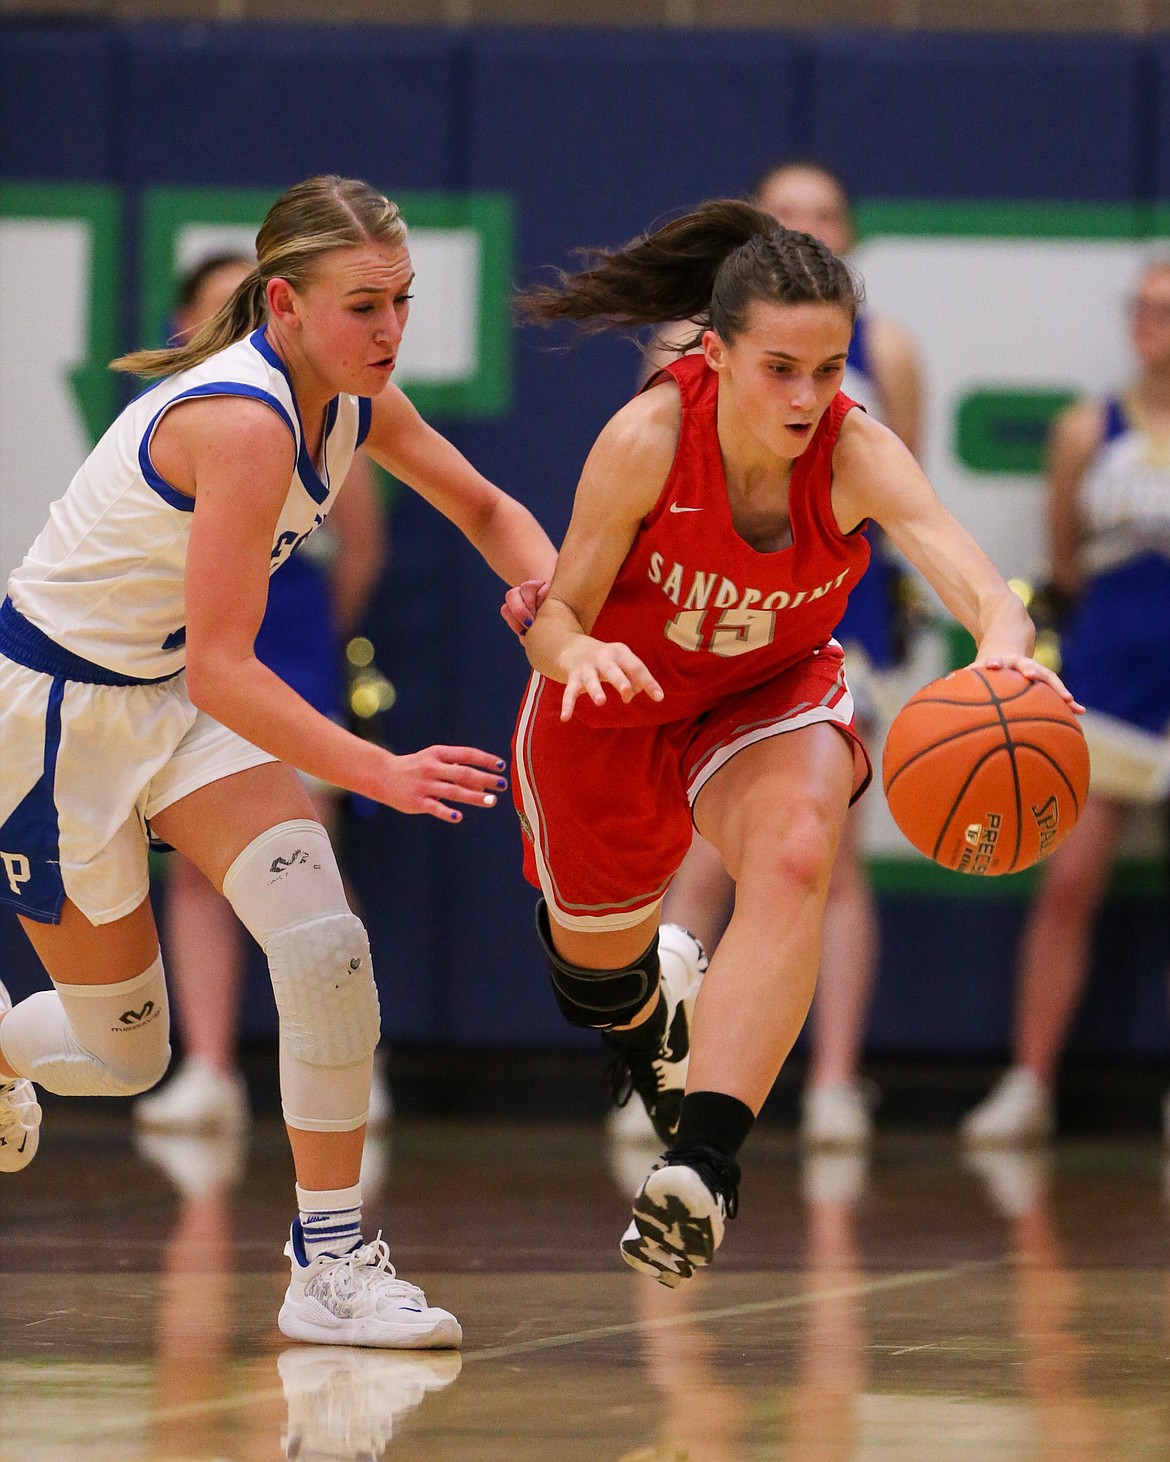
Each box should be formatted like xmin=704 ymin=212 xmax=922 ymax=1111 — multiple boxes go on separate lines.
xmin=112 ymin=174 xmax=407 ymax=379
xmin=113 ymin=269 xmax=268 ymax=378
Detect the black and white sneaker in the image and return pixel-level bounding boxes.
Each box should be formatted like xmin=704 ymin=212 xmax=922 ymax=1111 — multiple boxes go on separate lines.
xmin=607 ymin=924 xmax=707 ymax=1145
xmin=620 ymin=1145 xmax=740 ymax=1288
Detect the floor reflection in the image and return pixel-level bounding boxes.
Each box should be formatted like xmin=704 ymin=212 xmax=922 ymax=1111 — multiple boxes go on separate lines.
xmin=1 ymin=1121 xmax=1170 ymax=1459
xmin=279 ymin=1345 xmax=461 ymax=1458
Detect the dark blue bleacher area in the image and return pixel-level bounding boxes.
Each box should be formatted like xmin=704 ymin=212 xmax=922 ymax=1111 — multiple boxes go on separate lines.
xmin=2 ymin=22 xmax=1168 ymax=1065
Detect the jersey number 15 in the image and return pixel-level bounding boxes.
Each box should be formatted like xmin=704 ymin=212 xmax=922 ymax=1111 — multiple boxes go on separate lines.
xmin=665 ymin=608 xmax=776 ymax=658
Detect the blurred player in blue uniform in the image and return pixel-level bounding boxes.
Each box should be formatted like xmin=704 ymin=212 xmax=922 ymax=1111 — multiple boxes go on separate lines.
xmin=963 ymin=260 xmax=1170 ymax=1145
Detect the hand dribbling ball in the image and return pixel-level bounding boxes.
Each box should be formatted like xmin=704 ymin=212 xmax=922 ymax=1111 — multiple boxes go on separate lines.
xmin=881 ymin=666 xmax=1090 ymax=875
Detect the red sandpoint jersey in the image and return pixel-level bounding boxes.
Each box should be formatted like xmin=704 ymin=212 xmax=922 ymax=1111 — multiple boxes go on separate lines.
xmin=581 ymin=353 xmax=870 ymax=727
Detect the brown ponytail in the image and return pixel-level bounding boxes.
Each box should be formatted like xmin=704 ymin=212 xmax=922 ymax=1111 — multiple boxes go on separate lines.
xmin=516 ymin=197 xmax=862 ymax=346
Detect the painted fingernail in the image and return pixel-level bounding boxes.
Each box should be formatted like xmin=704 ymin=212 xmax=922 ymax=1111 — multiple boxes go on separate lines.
xmin=484 ymin=793 xmax=497 ymax=807
xmin=524 ymin=617 xmax=534 ymax=627
xmin=450 ymin=811 xmax=460 ymax=821
xmin=497 ymin=777 xmax=507 ymax=789
xmin=497 ymin=759 xmax=506 ymax=770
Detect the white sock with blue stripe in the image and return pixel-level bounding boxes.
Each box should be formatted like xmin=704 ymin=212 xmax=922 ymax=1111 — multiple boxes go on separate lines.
xmin=293 ymin=1182 xmax=363 ymax=1265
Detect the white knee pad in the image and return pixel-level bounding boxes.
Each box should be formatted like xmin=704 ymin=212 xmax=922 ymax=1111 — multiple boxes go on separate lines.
xmin=222 ymin=820 xmax=380 ymax=1133
xmin=267 ymin=913 xmax=378 ymax=1068
xmin=0 ymin=955 xmax=171 ymax=1098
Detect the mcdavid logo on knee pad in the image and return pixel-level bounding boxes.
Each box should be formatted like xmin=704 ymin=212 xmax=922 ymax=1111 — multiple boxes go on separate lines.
xmin=117 ymin=1001 xmax=158 ymax=1028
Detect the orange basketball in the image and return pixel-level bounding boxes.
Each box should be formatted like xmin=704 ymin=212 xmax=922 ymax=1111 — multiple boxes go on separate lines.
xmin=881 ymin=666 xmax=1090 ymax=875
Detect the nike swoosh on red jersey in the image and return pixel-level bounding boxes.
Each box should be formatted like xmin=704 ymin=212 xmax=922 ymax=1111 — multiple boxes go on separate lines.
xmin=669 ymin=504 xmax=702 ymax=513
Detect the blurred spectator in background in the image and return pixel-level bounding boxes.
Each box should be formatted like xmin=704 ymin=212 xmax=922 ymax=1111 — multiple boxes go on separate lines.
xmin=615 ymin=162 xmax=924 ymax=1150
xmin=963 ymin=260 xmax=1170 ymax=1146
xmin=135 ymin=252 xmax=391 ymax=1135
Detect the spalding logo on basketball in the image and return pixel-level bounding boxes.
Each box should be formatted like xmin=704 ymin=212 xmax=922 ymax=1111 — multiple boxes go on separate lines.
xmin=882 ymin=666 xmax=1090 ymax=875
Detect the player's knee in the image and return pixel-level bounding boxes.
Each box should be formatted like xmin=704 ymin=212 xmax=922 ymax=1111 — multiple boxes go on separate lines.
xmin=1 ymin=956 xmax=171 ymax=1098
xmin=268 ymin=912 xmax=380 ymax=1067
xmin=745 ymin=812 xmax=839 ymax=899
xmin=222 ymin=820 xmax=381 ymax=1068
xmin=100 ymin=1039 xmax=172 ymax=1097
xmin=535 ymin=899 xmax=660 ymax=1030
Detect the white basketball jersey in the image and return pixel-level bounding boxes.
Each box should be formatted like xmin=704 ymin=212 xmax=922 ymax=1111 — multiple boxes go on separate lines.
xmin=7 ymin=328 xmax=369 ymax=681
xmin=1080 ymin=397 xmax=1170 ymax=577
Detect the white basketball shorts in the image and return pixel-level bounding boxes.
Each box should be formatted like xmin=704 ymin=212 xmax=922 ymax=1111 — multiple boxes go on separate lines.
xmin=0 ymin=653 xmax=275 ymax=926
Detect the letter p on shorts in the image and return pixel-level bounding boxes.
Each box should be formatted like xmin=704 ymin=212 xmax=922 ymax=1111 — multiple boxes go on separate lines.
xmin=1 ymin=852 xmax=31 ymax=895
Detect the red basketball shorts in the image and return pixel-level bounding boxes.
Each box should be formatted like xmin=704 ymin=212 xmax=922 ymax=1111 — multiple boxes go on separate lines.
xmin=511 ymin=642 xmax=872 ymax=932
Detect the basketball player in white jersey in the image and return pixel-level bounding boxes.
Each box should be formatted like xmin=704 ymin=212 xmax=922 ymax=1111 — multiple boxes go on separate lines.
xmin=0 ymin=175 xmax=555 ymax=1349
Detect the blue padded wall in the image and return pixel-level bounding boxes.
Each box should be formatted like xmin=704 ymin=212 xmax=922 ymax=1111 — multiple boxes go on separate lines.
xmin=806 ymin=32 xmax=1149 ymax=202
xmin=0 ymin=22 xmax=120 ymax=181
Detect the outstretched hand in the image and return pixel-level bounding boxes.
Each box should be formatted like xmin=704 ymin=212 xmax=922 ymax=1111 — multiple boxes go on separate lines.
xmin=560 ymin=639 xmax=664 ymax=722
xmin=501 ymin=579 xmax=550 ymax=639
xmin=376 ymin=745 xmax=510 ymax=822
xmin=974 ymin=653 xmax=1086 ymax=714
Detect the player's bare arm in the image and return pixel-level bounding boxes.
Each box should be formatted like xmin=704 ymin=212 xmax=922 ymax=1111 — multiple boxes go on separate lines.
xmin=1045 ymin=400 xmax=1104 ymax=599
xmin=832 ymin=409 xmax=1082 ymax=709
xmin=364 ymin=384 xmax=556 ymax=590
xmin=524 ymin=386 xmax=677 ymax=719
xmin=172 ymin=398 xmax=506 ymax=820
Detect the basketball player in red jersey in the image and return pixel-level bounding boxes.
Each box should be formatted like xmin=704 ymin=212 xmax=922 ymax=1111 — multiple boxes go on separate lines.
xmin=512 ymin=200 xmax=1079 ymax=1287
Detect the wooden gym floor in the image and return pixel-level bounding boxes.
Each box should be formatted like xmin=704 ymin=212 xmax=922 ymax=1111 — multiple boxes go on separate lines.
xmin=2 ymin=1113 xmax=1169 ymax=1460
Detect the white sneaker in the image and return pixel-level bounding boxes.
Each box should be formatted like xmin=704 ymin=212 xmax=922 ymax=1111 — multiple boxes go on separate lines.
xmin=0 ymin=982 xmax=40 ymax=1173
xmin=620 ymin=1150 xmax=738 ymax=1288
xmin=279 ymin=1224 xmax=462 ymax=1349
xmin=960 ymin=1067 xmax=1054 ymax=1146
xmin=278 ymin=1344 xmax=461 ymax=1459
xmin=606 ymin=923 xmax=708 ymax=1145
xmin=133 ymin=1055 xmax=249 ymax=1134
xmin=800 ymin=1080 xmax=876 ymax=1149
xmin=366 ymin=1049 xmax=394 ymax=1131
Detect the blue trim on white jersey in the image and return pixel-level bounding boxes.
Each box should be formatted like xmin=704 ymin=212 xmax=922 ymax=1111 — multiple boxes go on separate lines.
xmin=248 ymin=328 xmax=335 ymax=506
xmin=1103 ymin=396 xmax=1127 ymax=444
xmin=0 ymin=598 xmax=182 ymax=686
xmin=0 ymin=676 xmax=67 ymax=924
xmin=138 ymin=382 xmax=297 ymax=512
xmin=356 ymin=396 xmax=373 ymax=449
